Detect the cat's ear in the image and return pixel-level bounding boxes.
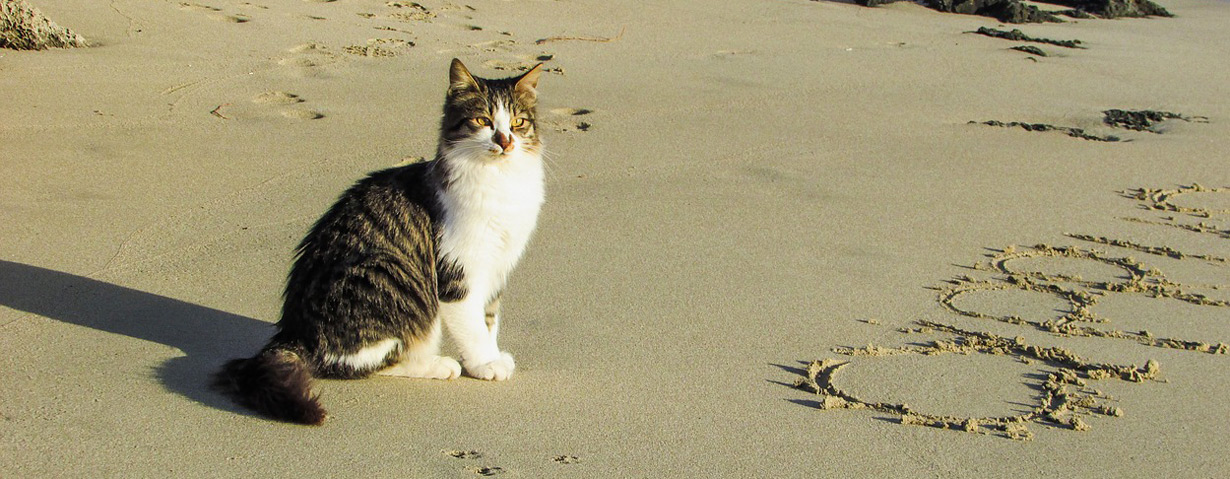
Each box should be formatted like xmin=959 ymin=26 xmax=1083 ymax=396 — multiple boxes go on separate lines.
xmin=514 ymin=63 xmax=543 ymax=94
xmin=449 ymin=58 xmax=479 ymax=92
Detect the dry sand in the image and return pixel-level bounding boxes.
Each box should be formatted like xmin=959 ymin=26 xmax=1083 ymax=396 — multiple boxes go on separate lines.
xmin=2 ymin=0 xmax=1229 ymax=477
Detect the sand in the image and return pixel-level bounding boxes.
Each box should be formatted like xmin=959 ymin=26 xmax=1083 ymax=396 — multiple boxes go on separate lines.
xmin=2 ymin=0 xmax=1229 ymax=477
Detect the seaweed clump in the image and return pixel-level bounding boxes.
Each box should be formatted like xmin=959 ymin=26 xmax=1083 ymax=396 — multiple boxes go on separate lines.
xmin=1010 ymin=45 xmax=1048 ymax=57
xmin=973 ymin=120 xmax=1120 ymax=142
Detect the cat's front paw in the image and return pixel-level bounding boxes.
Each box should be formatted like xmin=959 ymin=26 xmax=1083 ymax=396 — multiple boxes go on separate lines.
xmin=464 ymin=352 xmax=515 ymax=381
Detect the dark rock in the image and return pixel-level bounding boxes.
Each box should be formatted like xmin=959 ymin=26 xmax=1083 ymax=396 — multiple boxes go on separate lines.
xmin=970 ymin=27 xmax=1084 ymax=48
xmin=1045 ymin=0 xmax=1172 ymax=18
xmin=925 ymin=0 xmax=1064 ymax=23
xmin=1057 ymin=8 xmax=1097 ymax=18
xmin=1102 ymin=109 xmax=1203 ymax=132
xmin=854 ymin=0 xmax=1173 ymax=23
xmin=855 ymin=0 xmax=910 ymax=6
xmin=975 ymin=120 xmax=1121 ymax=141
xmin=1011 ymin=45 xmax=1048 ymax=56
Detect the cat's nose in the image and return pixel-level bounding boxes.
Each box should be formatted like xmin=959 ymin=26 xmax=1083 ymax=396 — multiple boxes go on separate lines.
xmin=492 ymin=132 xmax=513 ymax=153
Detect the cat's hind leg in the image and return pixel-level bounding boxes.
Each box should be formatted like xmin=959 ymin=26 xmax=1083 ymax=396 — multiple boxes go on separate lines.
xmin=377 ymin=321 xmax=461 ymax=380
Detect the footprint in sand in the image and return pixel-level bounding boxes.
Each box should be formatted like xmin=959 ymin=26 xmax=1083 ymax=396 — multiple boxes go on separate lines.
xmin=477 ymin=54 xmax=564 ymax=77
xmin=278 ymin=57 xmax=321 ymax=68
xmin=472 ymin=40 xmax=519 ymax=54
xmin=542 ymin=107 xmax=595 ymax=133
xmin=278 ymin=43 xmax=340 ymax=78
xmin=281 ymin=109 xmax=325 ymax=120
xmin=287 ymin=42 xmax=329 ymax=54
xmin=178 ymin=2 xmax=219 ymax=12
xmin=240 ymin=91 xmax=324 ymax=120
xmin=178 ymin=2 xmax=251 ymax=23
xmin=252 ymin=91 xmax=304 ymax=105
xmin=386 ymin=1 xmax=436 ymax=22
xmin=342 ymin=38 xmax=414 ymax=57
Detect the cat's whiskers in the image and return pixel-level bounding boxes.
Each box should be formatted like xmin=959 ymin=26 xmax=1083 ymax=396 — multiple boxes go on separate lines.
xmin=538 ymin=148 xmax=562 ymax=185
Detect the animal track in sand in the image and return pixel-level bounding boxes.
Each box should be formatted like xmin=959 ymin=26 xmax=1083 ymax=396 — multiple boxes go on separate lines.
xmin=442 ymin=449 xmax=581 ymax=471
xmin=792 ymin=185 xmax=1229 ymax=438
xmin=343 ymin=38 xmax=414 ymax=57
xmin=443 ymin=449 xmax=483 ymax=459
xmin=443 ymin=450 xmax=504 ymax=475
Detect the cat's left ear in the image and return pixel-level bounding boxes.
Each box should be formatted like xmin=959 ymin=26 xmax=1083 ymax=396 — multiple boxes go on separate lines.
xmin=515 ymin=63 xmax=543 ymax=94
xmin=449 ymin=58 xmax=480 ymax=93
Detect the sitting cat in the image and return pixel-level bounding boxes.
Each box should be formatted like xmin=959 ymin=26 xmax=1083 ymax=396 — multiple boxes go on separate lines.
xmin=213 ymin=59 xmax=546 ymax=425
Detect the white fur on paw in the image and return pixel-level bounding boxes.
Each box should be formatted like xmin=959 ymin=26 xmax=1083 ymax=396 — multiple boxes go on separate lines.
xmin=431 ymin=356 xmax=463 ymax=380
xmin=466 ymin=352 xmax=515 ymax=381
xmin=379 ymin=356 xmax=461 ymax=380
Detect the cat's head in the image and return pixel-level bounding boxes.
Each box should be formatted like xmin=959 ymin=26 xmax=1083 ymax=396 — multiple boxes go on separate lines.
xmin=439 ymin=59 xmax=543 ymax=160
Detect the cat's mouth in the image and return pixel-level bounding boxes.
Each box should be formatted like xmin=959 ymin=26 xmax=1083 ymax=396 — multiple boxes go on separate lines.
xmin=486 ymin=144 xmax=518 ymax=158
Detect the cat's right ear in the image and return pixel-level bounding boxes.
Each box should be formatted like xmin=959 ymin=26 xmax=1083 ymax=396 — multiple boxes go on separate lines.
xmin=449 ymin=58 xmax=479 ymax=93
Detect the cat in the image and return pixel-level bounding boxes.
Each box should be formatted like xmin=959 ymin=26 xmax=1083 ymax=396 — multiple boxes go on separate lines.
xmin=212 ymin=59 xmax=546 ymax=425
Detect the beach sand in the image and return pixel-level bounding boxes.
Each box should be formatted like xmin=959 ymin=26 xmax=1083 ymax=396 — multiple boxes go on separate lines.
xmin=2 ymin=0 xmax=1228 ymax=476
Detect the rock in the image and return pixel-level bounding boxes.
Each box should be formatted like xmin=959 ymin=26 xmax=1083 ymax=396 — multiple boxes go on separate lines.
xmin=1 ymin=0 xmax=86 ymax=50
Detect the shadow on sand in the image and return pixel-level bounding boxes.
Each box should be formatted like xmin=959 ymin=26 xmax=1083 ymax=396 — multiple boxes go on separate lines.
xmin=0 ymin=259 xmax=271 ymax=416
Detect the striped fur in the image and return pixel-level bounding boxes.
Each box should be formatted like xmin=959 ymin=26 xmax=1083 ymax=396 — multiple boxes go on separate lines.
xmin=213 ymin=59 xmax=545 ymax=425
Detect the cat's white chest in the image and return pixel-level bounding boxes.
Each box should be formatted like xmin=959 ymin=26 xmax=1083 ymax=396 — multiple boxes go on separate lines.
xmin=436 ymin=153 xmax=544 ymax=300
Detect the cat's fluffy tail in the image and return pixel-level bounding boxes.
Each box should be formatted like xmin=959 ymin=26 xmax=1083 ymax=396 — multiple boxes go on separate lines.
xmin=211 ymin=346 xmax=326 ymax=425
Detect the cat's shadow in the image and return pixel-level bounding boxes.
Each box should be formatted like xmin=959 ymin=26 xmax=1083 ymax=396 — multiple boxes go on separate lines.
xmin=0 ymin=259 xmax=271 ymax=416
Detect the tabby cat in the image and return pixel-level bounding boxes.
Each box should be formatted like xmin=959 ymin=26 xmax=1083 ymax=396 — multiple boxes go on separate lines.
xmin=213 ymin=59 xmax=546 ymax=425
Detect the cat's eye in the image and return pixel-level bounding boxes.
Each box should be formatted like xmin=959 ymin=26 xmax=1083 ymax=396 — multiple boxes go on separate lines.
xmin=512 ymin=118 xmax=527 ymax=128
xmin=473 ymin=117 xmax=492 ymax=127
